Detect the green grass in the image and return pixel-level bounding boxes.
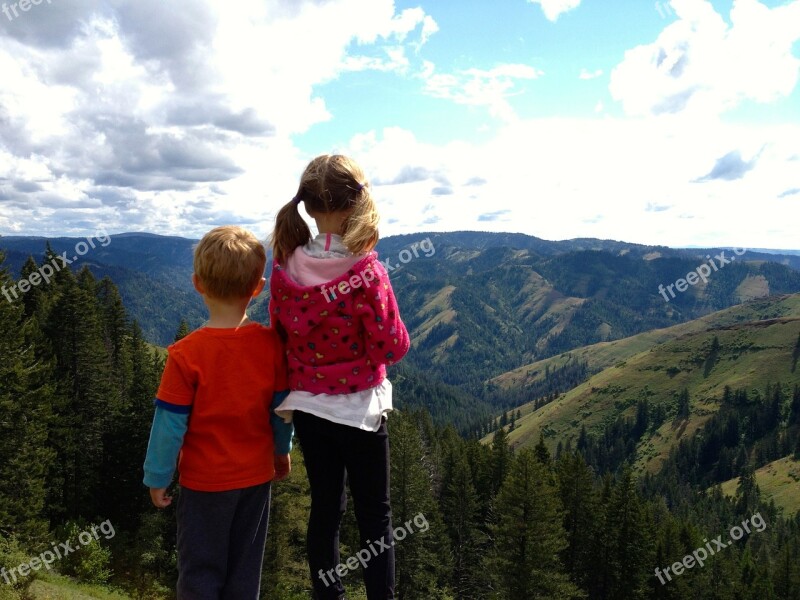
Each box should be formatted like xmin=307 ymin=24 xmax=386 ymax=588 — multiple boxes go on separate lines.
xmin=27 ymin=573 xmax=132 ymax=600
xmin=719 ymin=456 xmax=800 ymax=517
xmin=491 ymin=293 xmax=800 ymax=393
xmin=485 ymin=295 xmax=800 ymax=482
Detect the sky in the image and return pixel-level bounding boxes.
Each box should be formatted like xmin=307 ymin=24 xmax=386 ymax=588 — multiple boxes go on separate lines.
xmin=0 ymin=0 xmax=799 ymax=248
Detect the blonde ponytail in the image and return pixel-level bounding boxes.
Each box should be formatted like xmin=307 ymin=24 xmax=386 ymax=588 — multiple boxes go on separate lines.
xmin=272 ymin=154 xmax=380 ymax=260
xmin=270 ymin=196 xmax=311 ymax=265
xmin=341 ymin=185 xmax=379 ymax=254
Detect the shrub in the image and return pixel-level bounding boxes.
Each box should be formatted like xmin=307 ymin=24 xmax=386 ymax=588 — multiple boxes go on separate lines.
xmin=54 ymin=522 xmax=112 ymax=585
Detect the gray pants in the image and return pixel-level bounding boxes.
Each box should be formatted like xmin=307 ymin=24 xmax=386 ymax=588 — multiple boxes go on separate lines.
xmin=176 ymin=481 xmax=272 ymax=600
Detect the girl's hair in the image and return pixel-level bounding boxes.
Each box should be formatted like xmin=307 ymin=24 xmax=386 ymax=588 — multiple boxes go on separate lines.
xmin=270 ymin=154 xmax=380 ymax=264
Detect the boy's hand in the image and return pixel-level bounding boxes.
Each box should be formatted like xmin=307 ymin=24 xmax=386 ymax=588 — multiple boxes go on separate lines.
xmin=150 ymin=487 xmax=172 ymax=508
xmin=274 ymin=454 xmax=291 ymax=481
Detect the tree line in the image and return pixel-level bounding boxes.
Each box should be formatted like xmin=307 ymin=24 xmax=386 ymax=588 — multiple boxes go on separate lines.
xmin=2 ymin=248 xmax=800 ymax=599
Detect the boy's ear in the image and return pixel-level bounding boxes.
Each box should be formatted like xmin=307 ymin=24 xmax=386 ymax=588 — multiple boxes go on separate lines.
xmin=192 ymin=273 xmax=205 ymax=294
xmin=252 ymin=277 xmax=266 ymax=297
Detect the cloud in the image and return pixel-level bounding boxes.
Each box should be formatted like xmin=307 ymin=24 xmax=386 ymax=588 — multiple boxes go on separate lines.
xmin=610 ymin=0 xmax=800 ymax=116
xmin=478 ymin=210 xmax=511 ymax=222
xmin=379 ymin=166 xmax=436 ymax=185
xmin=527 ymin=0 xmax=582 ymax=22
xmin=695 ymin=150 xmax=758 ymax=182
xmin=421 ymin=61 xmax=543 ymax=121
xmin=342 ymin=117 xmax=800 ymax=250
xmin=779 ymin=188 xmax=800 ymax=198
xmin=0 ymin=0 xmax=437 ymax=236
xmin=579 ymin=68 xmax=603 ymax=80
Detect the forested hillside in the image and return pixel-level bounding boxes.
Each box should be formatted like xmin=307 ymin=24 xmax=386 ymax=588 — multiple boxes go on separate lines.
xmin=2 ymin=240 xmax=800 ymax=599
xmin=5 ymin=232 xmax=800 ymax=439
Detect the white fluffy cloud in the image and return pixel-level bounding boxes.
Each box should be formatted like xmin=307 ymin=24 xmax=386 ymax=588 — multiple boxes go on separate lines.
xmin=340 ymin=115 xmax=800 ymax=248
xmin=1 ymin=0 xmax=798 ymax=250
xmin=420 ymin=62 xmax=544 ymax=121
xmin=527 ymin=0 xmax=582 ymax=22
xmin=610 ymin=0 xmax=800 ymax=116
xmin=0 ymin=0 xmax=435 ymax=237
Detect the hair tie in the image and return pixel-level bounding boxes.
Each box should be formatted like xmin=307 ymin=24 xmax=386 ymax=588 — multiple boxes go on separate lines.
xmin=293 ymin=195 xmax=301 ymax=206
xmin=357 ymin=182 xmax=365 ymax=191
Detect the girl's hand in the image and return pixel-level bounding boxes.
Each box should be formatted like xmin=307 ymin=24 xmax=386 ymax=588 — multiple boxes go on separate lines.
xmin=274 ymin=454 xmax=291 ymax=480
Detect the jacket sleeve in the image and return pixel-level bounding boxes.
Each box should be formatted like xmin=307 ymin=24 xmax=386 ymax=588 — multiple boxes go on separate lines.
xmin=143 ymin=401 xmax=190 ymax=488
xmin=355 ymin=259 xmax=410 ymax=366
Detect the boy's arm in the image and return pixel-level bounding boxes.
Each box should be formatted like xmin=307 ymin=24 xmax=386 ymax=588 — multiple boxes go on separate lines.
xmin=143 ymin=346 xmax=195 ymax=508
xmin=270 ymin=390 xmax=294 ymax=455
xmin=356 ymin=259 xmax=411 ymax=366
xmin=143 ymin=400 xmax=190 ymax=490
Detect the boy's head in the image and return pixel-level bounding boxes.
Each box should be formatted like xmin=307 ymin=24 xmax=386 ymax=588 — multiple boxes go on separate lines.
xmin=193 ymin=226 xmax=266 ymax=300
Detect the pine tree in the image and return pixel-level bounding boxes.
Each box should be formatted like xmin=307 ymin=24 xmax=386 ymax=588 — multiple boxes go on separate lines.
xmin=489 ymin=428 xmax=512 ymax=495
xmin=604 ymin=466 xmax=652 ymax=599
xmin=43 ymin=266 xmax=114 ymax=522
xmin=557 ymin=451 xmax=597 ymax=589
xmin=735 ymin=464 xmax=760 ymax=516
xmin=677 ymin=388 xmax=690 ymax=419
xmin=0 ymin=253 xmax=55 ymax=542
xmin=174 ymin=318 xmax=191 ymax=342
xmin=19 ymin=255 xmax=47 ymax=319
xmin=102 ymin=320 xmax=161 ymax=531
xmin=534 ymin=432 xmax=551 ymax=466
xmin=96 ymin=276 xmax=132 ymax=396
xmin=389 ymin=411 xmax=450 ymax=598
xmin=441 ymin=450 xmax=487 ymax=599
xmin=492 ymin=448 xmax=581 ymax=599
xmin=586 ymin=473 xmax=614 ymax=599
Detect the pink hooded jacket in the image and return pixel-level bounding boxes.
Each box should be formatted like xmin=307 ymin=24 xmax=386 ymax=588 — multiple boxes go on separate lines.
xmin=269 ymin=251 xmax=410 ymax=395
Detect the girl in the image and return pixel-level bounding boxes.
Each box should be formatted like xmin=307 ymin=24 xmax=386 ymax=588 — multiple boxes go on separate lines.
xmin=269 ymin=154 xmax=410 ymax=600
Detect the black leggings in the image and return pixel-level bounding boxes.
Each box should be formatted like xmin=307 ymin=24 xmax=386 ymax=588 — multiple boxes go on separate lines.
xmin=293 ymin=411 xmax=395 ymax=600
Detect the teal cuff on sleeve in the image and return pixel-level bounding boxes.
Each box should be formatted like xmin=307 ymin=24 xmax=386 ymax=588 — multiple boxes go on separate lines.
xmin=271 ymin=390 xmax=294 ymax=455
xmin=143 ymin=404 xmax=189 ymax=489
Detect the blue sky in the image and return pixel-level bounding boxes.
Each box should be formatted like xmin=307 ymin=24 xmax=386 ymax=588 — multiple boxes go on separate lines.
xmin=1 ymin=0 xmax=799 ymax=248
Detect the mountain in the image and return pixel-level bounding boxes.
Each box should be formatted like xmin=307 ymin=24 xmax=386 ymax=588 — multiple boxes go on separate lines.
xmin=3 ymin=231 xmax=800 ymax=426
xmin=494 ymin=292 xmax=800 ymax=446
xmin=484 ymin=293 xmax=800 ymax=512
xmin=3 ymin=231 xmax=800 ymax=597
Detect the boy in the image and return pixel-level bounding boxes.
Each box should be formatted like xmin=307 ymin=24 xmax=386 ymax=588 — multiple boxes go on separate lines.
xmin=143 ymin=225 xmax=293 ymax=599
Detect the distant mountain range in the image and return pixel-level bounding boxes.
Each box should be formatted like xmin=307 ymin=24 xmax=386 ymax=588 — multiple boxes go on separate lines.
xmin=3 ymin=231 xmax=800 ymax=422
xmin=5 ymin=230 xmax=799 ymax=521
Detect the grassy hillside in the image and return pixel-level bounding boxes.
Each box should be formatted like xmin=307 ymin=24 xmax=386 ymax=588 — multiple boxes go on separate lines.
xmin=27 ymin=573 xmax=132 ymax=599
xmin=719 ymin=456 xmax=800 ymax=516
xmin=489 ymin=294 xmax=800 ymax=477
